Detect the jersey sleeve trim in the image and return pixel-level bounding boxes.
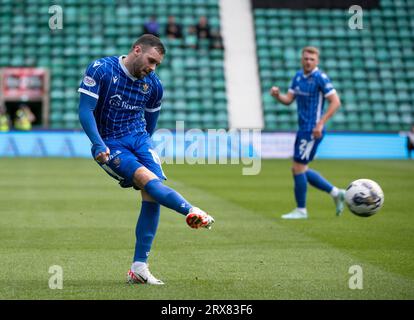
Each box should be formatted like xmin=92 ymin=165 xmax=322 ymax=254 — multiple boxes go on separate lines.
xmin=324 ymin=89 xmax=336 ymax=98
xmin=145 ymin=106 xmax=162 ymax=112
xmin=78 ymin=88 xmax=99 ymax=99
xmin=288 ymin=88 xmax=295 ymax=95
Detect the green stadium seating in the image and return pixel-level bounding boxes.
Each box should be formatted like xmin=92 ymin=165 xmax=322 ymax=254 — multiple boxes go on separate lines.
xmin=0 ymin=0 xmax=227 ymax=130
xmin=254 ymin=2 xmax=414 ymax=132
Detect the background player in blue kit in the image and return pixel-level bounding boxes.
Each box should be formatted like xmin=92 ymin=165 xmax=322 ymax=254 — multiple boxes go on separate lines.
xmin=78 ymin=34 xmax=214 ymax=285
xmin=270 ymin=46 xmax=345 ymax=219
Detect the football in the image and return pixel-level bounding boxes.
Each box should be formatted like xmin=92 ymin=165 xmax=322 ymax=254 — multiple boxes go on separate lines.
xmin=345 ymin=179 xmax=384 ymax=217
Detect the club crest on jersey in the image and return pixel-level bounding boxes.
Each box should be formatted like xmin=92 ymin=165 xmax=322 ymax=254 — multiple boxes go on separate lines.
xmin=138 ymin=82 xmax=150 ymax=94
xmin=83 ymin=76 xmax=96 ymax=87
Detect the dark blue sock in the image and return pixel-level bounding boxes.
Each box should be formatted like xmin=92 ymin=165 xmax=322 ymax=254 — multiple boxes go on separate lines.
xmin=306 ymin=169 xmax=333 ymax=193
xmin=294 ymin=173 xmax=307 ymax=208
xmin=144 ymin=179 xmax=192 ymax=216
xmin=133 ymin=201 xmax=160 ymax=263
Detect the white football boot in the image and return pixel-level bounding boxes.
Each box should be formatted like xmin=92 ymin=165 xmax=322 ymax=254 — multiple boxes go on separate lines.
xmin=127 ymin=263 xmax=164 ymax=285
xmin=333 ymin=189 xmax=346 ymax=216
xmin=186 ymin=207 xmax=215 ymax=229
xmin=281 ymin=208 xmax=308 ymax=219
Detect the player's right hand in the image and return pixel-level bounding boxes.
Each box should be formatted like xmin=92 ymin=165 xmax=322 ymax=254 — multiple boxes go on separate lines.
xmin=95 ymin=147 xmax=110 ymax=164
xmin=270 ymin=86 xmax=280 ymax=97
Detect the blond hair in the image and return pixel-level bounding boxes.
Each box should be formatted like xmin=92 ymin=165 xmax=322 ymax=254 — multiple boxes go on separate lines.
xmin=302 ymin=46 xmax=320 ymax=56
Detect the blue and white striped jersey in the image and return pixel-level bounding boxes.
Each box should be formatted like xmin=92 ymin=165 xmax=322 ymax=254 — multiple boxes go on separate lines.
xmin=78 ymin=56 xmax=163 ymax=139
xmin=288 ymin=67 xmax=336 ymax=132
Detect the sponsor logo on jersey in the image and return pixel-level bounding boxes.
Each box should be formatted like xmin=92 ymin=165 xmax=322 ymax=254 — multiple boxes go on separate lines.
xmin=294 ymin=86 xmax=310 ymax=96
xmin=113 ymin=76 xmax=118 ymax=84
xmin=109 ymin=94 xmax=142 ymax=110
xmin=83 ymin=76 xmax=96 ymax=87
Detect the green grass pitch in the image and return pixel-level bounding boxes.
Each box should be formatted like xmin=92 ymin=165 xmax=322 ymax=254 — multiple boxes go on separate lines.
xmin=0 ymin=158 xmax=413 ymax=299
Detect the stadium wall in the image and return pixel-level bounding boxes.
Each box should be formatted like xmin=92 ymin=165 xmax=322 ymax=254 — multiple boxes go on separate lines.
xmin=0 ymin=131 xmax=408 ymax=159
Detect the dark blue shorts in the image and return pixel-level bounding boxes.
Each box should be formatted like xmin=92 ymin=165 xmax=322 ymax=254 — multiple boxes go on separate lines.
xmin=293 ymin=131 xmax=324 ymax=164
xmin=97 ymin=132 xmax=166 ymax=188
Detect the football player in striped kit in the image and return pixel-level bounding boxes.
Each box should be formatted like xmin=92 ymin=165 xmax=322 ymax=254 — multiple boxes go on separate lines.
xmin=270 ymin=46 xmax=345 ymax=219
xmin=78 ymin=34 xmax=214 ymax=285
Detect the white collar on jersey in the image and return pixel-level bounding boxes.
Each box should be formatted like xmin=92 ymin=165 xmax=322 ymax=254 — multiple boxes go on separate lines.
xmin=303 ymin=67 xmax=319 ymax=78
xmin=119 ymin=55 xmax=138 ymax=81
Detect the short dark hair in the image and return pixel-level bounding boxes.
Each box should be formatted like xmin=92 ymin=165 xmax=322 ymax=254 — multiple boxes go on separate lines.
xmin=131 ymin=34 xmax=166 ymax=55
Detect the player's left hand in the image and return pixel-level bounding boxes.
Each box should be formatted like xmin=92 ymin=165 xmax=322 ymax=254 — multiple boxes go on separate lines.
xmin=312 ymin=123 xmax=324 ymax=139
xmin=95 ymin=147 xmax=110 ymax=164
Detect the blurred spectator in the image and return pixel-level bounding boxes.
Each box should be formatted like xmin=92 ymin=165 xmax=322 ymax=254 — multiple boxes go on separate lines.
xmin=0 ymin=105 xmax=10 ymax=132
xmin=185 ymin=26 xmax=198 ymax=49
xmin=210 ymin=29 xmax=224 ymax=50
xmin=195 ymin=16 xmax=211 ymax=49
xmin=14 ymin=104 xmax=35 ymax=131
xmin=407 ymin=124 xmax=414 ymax=159
xmin=165 ymin=15 xmax=183 ymax=39
xmin=143 ymin=15 xmax=160 ymax=37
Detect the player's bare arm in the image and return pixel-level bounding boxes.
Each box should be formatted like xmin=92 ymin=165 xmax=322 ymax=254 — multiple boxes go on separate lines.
xmin=312 ymin=92 xmax=341 ymax=139
xmin=270 ymin=86 xmax=295 ymax=105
